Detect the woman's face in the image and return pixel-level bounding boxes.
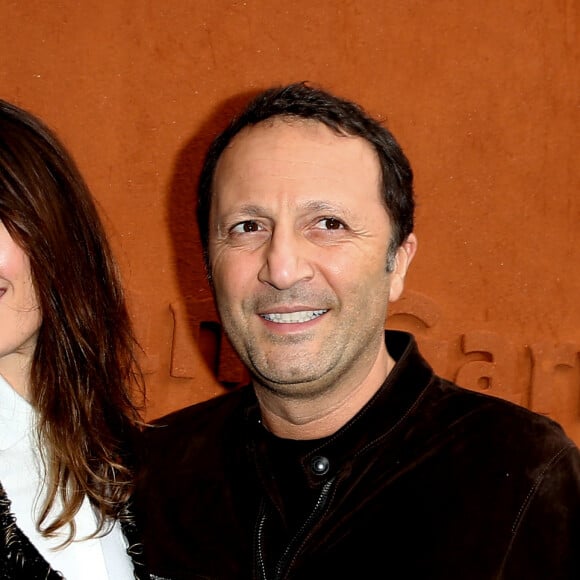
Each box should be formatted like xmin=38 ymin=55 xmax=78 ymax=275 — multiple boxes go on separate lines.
xmin=0 ymin=220 xmax=42 ymax=394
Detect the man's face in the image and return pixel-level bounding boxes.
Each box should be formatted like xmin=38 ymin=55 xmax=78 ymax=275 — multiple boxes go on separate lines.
xmin=209 ymin=119 xmax=411 ymax=399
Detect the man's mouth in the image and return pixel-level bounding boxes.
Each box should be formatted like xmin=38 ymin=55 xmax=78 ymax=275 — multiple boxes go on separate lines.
xmin=260 ymin=310 xmax=327 ymax=324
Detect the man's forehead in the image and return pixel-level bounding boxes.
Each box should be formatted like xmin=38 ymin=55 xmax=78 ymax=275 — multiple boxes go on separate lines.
xmin=210 ymin=118 xmax=385 ymax=220
xmin=227 ymin=116 xmax=349 ymax=147
xmin=215 ymin=117 xmax=379 ymax=178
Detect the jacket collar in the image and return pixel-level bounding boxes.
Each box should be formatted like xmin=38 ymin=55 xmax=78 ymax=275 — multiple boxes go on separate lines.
xmin=247 ymin=331 xmax=435 ymax=488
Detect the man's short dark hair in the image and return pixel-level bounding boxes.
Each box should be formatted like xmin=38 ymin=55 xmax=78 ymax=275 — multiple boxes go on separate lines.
xmin=197 ymin=82 xmax=415 ymax=271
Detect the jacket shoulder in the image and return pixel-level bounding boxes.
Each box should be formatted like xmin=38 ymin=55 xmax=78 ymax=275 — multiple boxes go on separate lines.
xmin=142 ymin=385 xmax=254 ymax=454
xmin=433 ymin=378 xmax=577 ymax=459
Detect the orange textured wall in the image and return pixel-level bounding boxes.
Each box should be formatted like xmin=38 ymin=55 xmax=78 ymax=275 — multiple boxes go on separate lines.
xmin=1 ymin=1 xmax=579 ymax=442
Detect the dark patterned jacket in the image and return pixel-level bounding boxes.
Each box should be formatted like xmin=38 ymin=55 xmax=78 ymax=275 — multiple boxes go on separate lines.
xmin=0 ymin=483 xmax=147 ymax=579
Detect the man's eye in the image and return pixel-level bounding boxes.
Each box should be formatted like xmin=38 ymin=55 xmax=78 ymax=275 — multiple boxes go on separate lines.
xmin=231 ymin=221 xmax=262 ymax=234
xmin=315 ymin=218 xmax=345 ymax=230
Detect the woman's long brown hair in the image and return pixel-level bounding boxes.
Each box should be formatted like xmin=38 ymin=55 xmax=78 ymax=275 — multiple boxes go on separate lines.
xmin=0 ymin=99 xmax=143 ymax=545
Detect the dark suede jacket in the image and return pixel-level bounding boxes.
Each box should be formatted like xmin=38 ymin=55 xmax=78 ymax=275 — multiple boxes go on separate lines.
xmin=136 ymin=331 xmax=580 ymax=579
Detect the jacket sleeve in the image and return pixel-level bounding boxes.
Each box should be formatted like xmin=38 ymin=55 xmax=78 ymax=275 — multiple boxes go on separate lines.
xmin=499 ymin=443 xmax=580 ymax=579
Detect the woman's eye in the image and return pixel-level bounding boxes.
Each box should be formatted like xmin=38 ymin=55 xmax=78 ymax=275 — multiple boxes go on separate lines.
xmin=231 ymin=221 xmax=262 ymax=234
xmin=316 ymin=218 xmax=344 ymax=230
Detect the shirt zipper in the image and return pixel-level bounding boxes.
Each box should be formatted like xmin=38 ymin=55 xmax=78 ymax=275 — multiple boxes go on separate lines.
xmin=255 ymin=477 xmax=336 ymax=580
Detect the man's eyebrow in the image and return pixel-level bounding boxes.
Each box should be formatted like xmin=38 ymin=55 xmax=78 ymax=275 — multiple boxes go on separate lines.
xmin=301 ymin=200 xmax=352 ymax=215
xmin=224 ymin=204 xmax=268 ymax=218
xmin=221 ymin=200 xmax=353 ymax=219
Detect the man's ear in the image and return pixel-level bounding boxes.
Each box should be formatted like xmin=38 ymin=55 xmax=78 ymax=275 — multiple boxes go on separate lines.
xmin=388 ymin=233 xmax=417 ymax=303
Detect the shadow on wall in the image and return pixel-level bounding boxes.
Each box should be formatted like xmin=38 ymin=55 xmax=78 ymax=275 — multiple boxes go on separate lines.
xmin=165 ymin=90 xmax=264 ymax=390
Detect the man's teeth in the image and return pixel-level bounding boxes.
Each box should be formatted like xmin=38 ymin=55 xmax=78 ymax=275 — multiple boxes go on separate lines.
xmin=261 ymin=310 xmax=327 ymax=324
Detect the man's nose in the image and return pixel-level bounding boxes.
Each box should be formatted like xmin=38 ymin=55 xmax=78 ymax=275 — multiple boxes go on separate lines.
xmin=257 ymin=227 xmax=315 ymax=290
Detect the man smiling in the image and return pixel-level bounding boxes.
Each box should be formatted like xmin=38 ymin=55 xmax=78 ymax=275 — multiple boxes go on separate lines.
xmin=208 ymin=117 xmax=415 ymax=438
xmin=137 ymin=83 xmax=580 ymax=579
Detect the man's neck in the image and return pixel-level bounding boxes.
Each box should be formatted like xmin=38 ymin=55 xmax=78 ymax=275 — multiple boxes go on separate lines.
xmin=255 ymin=346 xmax=395 ymax=440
